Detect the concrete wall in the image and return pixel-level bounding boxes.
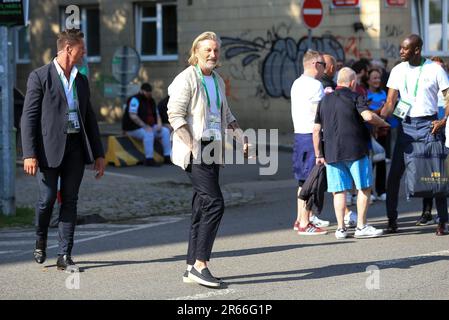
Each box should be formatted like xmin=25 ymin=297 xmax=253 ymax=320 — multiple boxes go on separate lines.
xmin=17 ymin=0 xmax=412 ymax=132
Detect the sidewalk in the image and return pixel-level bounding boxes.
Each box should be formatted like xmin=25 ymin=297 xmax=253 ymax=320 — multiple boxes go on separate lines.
xmin=97 ymin=121 xmax=294 ymax=151
xmin=15 ymin=166 xmax=255 ymax=225
xmin=14 ymin=122 xmax=292 ymax=225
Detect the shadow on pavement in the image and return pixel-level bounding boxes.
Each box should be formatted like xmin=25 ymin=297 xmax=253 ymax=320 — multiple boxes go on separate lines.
xmin=76 ymin=241 xmax=355 ymax=271
xmin=222 ymin=255 xmax=449 ymax=285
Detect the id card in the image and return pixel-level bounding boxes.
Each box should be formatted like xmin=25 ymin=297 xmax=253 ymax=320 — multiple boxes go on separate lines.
xmin=204 ymin=114 xmax=222 ymax=141
xmin=393 ymin=100 xmax=412 ymax=119
xmin=67 ymin=109 xmax=81 ymax=133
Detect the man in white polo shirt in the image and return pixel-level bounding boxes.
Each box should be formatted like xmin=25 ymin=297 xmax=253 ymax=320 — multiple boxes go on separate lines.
xmin=381 ymin=34 xmax=449 ymax=236
xmin=291 ymin=50 xmax=329 ymax=235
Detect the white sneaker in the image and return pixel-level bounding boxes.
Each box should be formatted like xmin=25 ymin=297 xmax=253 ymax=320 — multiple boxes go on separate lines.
xmin=335 ymin=228 xmax=348 ymax=239
xmin=346 ymin=193 xmax=353 ymax=206
xmin=310 ymin=215 xmax=330 ymax=228
xmin=377 ymin=193 xmax=387 ymax=201
xmin=354 ymin=225 xmax=383 ymax=238
xmin=344 ymin=211 xmax=357 ymax=228
xmin=370 ymin=194 xmax=376 ymax=204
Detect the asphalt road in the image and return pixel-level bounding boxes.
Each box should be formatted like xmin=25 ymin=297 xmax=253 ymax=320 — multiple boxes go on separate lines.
xmin=1 ymin=151 xmax=449 ymax=300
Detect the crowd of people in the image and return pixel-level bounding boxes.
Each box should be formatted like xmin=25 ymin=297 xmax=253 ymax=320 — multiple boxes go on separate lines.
xmin=20 ymin=28 xmax=449 ymax=288
xmin=292 ymin=34 xmax=449 ymax=240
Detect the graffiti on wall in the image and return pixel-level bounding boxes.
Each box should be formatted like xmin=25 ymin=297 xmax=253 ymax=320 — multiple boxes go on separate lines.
xmin=382 ymin=41 xmax=400 ymax=59
xmin=385 ymin=24 xmax=404 ymax=38
xmin=222 ymin=29 xmax=345 ymax=99
xmin=334 ymin=35 xmax=372 ymax=60
xmin=382 ymin=24 xmax=402 ymax=59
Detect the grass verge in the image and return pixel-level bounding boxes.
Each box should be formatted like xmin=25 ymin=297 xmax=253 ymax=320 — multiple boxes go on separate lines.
xmin=0 ymin=207 xmax=34 ymax=228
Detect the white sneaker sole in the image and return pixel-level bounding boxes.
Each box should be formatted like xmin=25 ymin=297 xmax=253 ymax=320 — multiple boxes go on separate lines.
xmin=297 ymin=231 xmax=328 ymax=235
xmin=354 ymin=233 xmax=383 ymax=238
xmin=187 ymin=273 xmax=220 ymax=287
xmin=183 ymin=276 xmax=195 ymax=283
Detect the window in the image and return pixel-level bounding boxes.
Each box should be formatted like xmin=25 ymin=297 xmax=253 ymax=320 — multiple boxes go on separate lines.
xmin=414 ymin=0 xmax=449 ymax=56
xmin=135 ymin=2 xmax=178 ymax=61
xmin=60 ymin=6 xmax=101 ymax=62
xmin=15 ymin=26 xmax=30 ymax=64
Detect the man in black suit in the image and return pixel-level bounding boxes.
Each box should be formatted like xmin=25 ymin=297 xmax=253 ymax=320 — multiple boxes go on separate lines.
xmin=21 ymin=29 xmax=105 ymax=272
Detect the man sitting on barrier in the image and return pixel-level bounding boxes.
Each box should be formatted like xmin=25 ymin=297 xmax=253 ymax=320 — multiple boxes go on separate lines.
xmin=122 ymin=83 xmax=172 ymax=166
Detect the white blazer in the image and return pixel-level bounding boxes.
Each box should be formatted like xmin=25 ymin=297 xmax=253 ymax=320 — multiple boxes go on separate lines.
xmin=167 ymin=66 xmax=236 ymax=170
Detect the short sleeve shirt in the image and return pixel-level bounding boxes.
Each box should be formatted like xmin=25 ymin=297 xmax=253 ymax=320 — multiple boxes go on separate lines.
xmin=315 ymin=87 xmax=371 ymax=163
xmin=129 ymin=97 xmax=140 ymax=113
xmin=291 ymin=75 xmax=324 ymax=134
xmin=387 ymin=59 xmax=449 ymax=117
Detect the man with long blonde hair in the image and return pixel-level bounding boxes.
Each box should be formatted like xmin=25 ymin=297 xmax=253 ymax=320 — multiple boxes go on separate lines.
xmin=167 ymin=31 xmax=247 ymax=288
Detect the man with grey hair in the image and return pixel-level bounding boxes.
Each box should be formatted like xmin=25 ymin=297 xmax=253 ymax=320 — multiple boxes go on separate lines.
xmin=313 ymin=67 xmax=390 ymax=239
xmin=167 ymin=31 xmax=247 ymax=288
xmin=291 ymin=50 xmax=330 ymax=235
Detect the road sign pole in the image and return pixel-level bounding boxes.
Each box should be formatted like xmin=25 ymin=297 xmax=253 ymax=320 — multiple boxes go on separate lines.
xmin=121 ymin=46 xmax=128 ymax=109
xmin=307 ymin=28 xmax=312 ymax=50
xmin=0 ymin=26 xmax=16 ymax=216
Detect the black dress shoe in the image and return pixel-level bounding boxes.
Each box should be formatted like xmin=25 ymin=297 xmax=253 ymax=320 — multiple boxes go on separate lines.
xmin=386 ymin=219 xmax=398 ymax=233
xmin=33 ymin=239 xmax=47 ymax=264
xmin=56 ymin=255 xmax=79 ymax=273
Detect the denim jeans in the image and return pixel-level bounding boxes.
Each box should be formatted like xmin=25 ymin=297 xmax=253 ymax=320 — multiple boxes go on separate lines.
xmin=126 ymin=125 xmax=171 ymax=159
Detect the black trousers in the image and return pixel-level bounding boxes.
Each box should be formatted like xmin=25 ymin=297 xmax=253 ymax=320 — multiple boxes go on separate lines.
xmin=35 ymin=133 xmax=85 ymax=255
xmin=185 ymin=146 xmax=225 ymax=265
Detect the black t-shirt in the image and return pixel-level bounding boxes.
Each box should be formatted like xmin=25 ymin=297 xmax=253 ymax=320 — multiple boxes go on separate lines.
xmin=314 ymin=87 xmax=371 ymax=164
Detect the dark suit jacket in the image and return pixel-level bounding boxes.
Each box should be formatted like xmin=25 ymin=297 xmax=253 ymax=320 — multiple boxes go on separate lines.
xmin=298 ymin=164 xmax=327 ymax=215
xmin=21 ymin=62 xmax=104 ymax=168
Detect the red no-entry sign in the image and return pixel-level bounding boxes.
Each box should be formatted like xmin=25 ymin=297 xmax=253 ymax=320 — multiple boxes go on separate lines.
xmin=302 ymin=0 xmax=323 ymax=29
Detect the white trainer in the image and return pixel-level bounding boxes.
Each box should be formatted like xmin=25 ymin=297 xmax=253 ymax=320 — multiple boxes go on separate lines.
xmin=354 ymin=225 xmax=383 ymax=238
xmin=344 ymin=211 xmax=357 ymax=228
xmin=310 ymin=215 xmax=330 ymax=228
xmin=377 ymin=193 xmax=387 ymax=201
xmin=335 ymin=228 xmax=348 ymax=239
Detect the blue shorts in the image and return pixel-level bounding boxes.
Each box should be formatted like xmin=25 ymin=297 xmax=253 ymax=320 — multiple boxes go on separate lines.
xmin=326 ymin=155 xmax=373 ymax=193
xmin=292 ymin=133 xmax=315 ymax=182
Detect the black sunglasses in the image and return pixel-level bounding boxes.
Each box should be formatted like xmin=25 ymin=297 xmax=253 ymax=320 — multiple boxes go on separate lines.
xmin=316 ymin=61 xmax=327 ymax=68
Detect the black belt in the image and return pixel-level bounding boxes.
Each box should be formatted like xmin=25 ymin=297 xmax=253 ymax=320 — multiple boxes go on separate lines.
xmin=404 ymin=114 xmax=437 ymax=122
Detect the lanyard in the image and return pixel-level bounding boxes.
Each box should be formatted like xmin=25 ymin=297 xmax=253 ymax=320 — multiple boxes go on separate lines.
xmin=195 ymin=65 xmax=221 ymax=111
xmin=58 ymin=74 xmax=78 ymax=108
xmin=404 ymin=58 xmax=425 ymax=98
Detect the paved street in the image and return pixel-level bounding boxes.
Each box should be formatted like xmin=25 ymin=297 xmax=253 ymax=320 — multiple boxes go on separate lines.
xmin=1 ymin=150 xmax=449 ymax=300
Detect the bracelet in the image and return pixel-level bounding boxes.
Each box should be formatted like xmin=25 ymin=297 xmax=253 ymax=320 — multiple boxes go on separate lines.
xmin=316 ymin=156 xmax=324 ymax=158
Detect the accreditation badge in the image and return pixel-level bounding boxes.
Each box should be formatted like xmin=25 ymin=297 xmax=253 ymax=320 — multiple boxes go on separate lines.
xmin=207 ymin=113 xmax=222 ymax=141
xmin=67 ymin=100 xmax=81 ymax=134
xmin=393 ymin=100 xmax=412 ymax=119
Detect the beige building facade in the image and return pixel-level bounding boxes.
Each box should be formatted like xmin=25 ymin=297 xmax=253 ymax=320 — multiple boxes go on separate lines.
xmin=14 ymin=0 xmax=448 ymax=133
